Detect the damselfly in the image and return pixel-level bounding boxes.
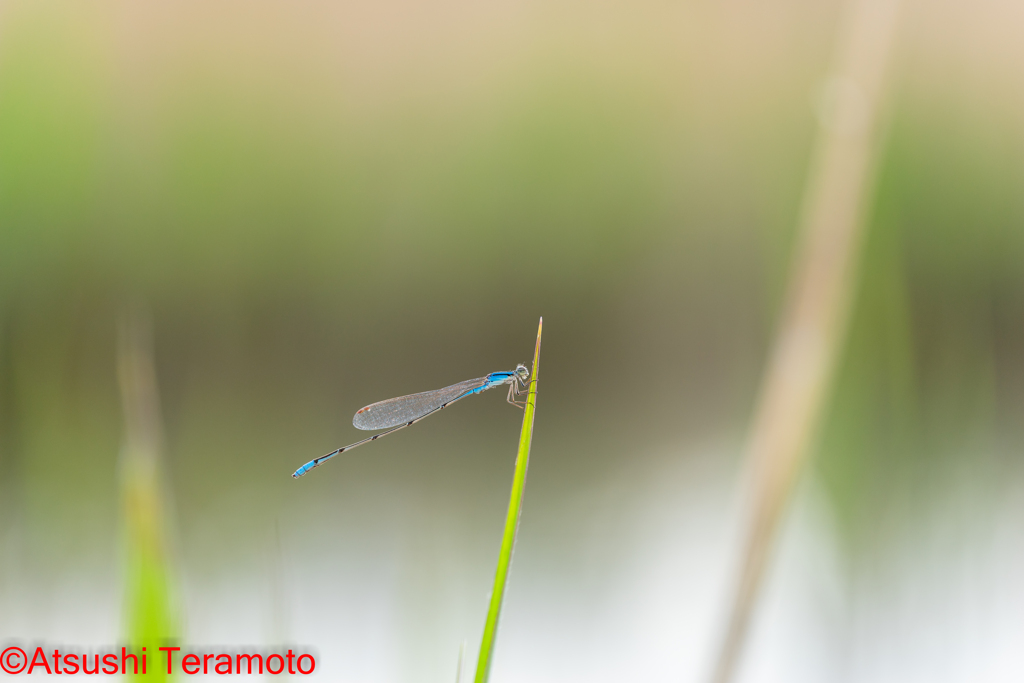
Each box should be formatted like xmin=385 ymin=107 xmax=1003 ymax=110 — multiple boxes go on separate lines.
xmin=292 ymin=364 xmax=531 ymax=478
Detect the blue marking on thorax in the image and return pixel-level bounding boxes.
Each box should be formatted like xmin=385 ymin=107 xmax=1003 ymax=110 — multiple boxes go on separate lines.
xmin=477 ymin=371 xmax=514 ymax=393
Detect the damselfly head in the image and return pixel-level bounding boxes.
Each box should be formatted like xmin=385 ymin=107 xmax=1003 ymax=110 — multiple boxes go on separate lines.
xmin=514 ymin=364 xmax=529 ymax=381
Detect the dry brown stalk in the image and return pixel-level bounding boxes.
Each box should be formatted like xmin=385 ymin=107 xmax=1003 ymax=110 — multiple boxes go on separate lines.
xmin=708 ymin=1 xmax=902 ymax=681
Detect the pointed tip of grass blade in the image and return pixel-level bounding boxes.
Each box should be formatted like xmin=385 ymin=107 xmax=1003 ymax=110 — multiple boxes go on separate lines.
xmin=474 ymin=319 xmax=542 ymax=683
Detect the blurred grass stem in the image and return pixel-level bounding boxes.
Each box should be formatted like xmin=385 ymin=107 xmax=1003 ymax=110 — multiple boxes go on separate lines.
xmin=455 ymin=640 xmax=466 ymax=683
xmin=118 ymin=309 xmax=178 ymax=680
xmin=474 ymin=317 xmax=542 ymax=683
xmin=709 ymin=1 xmax=901 ymax=681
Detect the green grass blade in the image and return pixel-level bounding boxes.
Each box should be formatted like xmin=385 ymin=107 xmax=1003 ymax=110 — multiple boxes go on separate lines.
xmin=474 ymin=317 xmax=542 ymax=683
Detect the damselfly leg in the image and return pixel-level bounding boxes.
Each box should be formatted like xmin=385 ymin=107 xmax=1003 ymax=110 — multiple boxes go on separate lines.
xmin=506 ymin=371 xmax=530 ymax=409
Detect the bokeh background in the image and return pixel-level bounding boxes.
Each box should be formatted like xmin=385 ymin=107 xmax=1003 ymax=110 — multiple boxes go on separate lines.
xmin=1 ymin=0 xmax=1022 ymax=681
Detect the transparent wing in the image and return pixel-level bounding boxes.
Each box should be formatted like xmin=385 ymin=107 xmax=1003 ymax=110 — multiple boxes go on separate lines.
xmin=352 ymin=377 xmax=488 ymax=430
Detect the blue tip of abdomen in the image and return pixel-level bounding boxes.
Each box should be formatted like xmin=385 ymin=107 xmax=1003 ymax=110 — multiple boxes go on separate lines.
xmin=293 ymin=462 xmax=311 ymax=478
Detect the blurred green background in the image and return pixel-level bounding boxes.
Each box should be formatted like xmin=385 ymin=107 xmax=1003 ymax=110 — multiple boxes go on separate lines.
xmin=0 ymin=0 xmax=1022 ymax=681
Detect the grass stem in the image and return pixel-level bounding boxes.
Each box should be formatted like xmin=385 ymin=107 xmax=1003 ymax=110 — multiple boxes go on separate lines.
xmin=474 ymin=317 xmax=542 ymax=683
xmin=118 ymin=309 xmax=178 ymax=681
